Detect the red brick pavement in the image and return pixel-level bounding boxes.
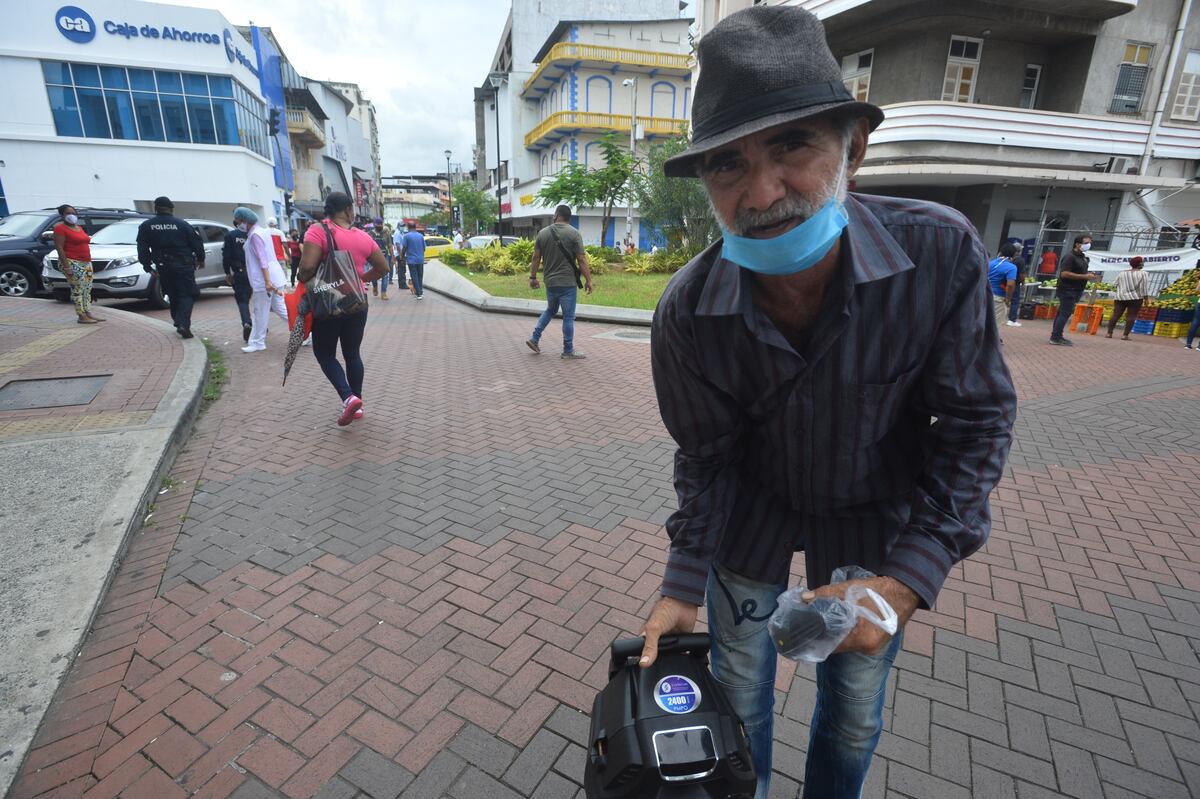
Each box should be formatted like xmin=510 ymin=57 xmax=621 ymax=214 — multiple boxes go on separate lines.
xmin=8 ymin=291 xmax=1200 ymax=798
xmin=0 ymin=298 xmax=181 ymax=431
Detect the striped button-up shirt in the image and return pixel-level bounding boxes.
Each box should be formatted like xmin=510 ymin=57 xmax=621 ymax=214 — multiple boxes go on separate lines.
xmin=1113 ymin=269 xmax=1148 ymax=301
xmin=651 ymin=193 xmax=1017 ymax=609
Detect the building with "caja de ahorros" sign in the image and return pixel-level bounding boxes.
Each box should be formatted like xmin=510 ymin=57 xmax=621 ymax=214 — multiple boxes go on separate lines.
xmin=0 ymin=0 xmax=294 ymax=225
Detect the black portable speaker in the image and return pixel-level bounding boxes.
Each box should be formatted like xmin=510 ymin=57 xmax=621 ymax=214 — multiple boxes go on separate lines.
xmin=584 ymin=634 xmax=756 ymax=799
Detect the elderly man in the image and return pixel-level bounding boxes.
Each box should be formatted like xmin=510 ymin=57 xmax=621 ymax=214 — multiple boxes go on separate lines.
xmin=637 ymin=7 xmax=1017 ymax=799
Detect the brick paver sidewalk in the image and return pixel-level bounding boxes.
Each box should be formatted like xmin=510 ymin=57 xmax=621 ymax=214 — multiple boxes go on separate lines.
xmin=8 ymin=291 xmax=1200 ymax=799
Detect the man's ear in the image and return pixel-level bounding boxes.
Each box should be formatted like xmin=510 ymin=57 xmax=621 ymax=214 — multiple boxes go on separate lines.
xmin=847 ymin=117 xmax=870 ymax=177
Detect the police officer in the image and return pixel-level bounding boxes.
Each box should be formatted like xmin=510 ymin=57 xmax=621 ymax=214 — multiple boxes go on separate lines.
xmin=136 ymin=196 xmax=205 ymax=338
xmin=222 ymin=211 xmax=252 ymax=343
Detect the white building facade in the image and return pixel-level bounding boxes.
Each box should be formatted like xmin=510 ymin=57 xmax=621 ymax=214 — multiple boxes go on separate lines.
xmin=0 ymin=0 xmax=282 ymax=221
xmin=693 ymin=0 xmax=1200 ymax=260
xmin=475 ymin=0 xmax=690 ymax=247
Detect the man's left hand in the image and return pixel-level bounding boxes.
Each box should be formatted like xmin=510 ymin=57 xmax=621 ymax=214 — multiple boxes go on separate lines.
xmin=584 ymin=280 xmax=594 ymax=295
xmin=803 ymin=576 xmax=919 ymax=655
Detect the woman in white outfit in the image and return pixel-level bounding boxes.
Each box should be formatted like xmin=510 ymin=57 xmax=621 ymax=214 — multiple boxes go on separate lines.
xmin=238 ymin=207 xmax=289 ymax=353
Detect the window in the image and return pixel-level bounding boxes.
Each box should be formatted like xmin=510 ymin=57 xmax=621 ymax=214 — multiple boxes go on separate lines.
xmin=40 ymin=60 xmax=269 ymax=157
xmin=1019 ymin=64 xmax=1041 ymax=109
xmin=1171 ymin=50 xmax=1200 ymax=121
xmin=942 ymin=36 xmax=982 ymax=103
xmin=198 ymin=225 xmax=227 ymax=244
xmin=1111 ymin=42 xmax=1153 ymax=114
xmin=841 ymin=50 xmax=873 ymax=102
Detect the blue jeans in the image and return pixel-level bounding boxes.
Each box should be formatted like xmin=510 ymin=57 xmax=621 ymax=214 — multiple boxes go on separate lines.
xmin=531 ymin=285 xmax=577 ymax=353
xmin=407 ymin=261 xmax=424 ymax=296
xmin=311 ymin=308 xmax=368 ymax=401
xmin=1008 ymin=280 xmax=1023 ymax=322
xmin=1187 ymin=300 xmax=1200 ymax=346
xmin=707 ymin=564 xmax=902 ymax=799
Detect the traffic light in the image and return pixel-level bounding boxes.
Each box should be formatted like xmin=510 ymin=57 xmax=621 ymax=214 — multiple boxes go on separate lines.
xmin=284 ymin=192 xmax=294 ymax=218
xmin=268 ymin=107 xmax=281 ymax=137
xmin=453 ymin=206 xmax=461 ymax=225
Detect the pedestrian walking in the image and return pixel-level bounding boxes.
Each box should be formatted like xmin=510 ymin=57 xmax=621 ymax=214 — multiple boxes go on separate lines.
xmin=222 ymin=213 xmax=252 ymax=343
xmin=286 ymin=229 xmax=302 ymax=287
xmin=1006 ymin=241 xmax=1027 ymax=327
xmin=1049 ymin=234 xmax=1099 ymax=346
xmin=399 ymin=221 xmax=427 ymax=299
xmin=238 ymin=207 xmax=289 ymax=354
xmin=392 ymin=224 xmax=409 ymax=293
xmin=635 ymin=8 xmax=1016 ymax=799
xmin=1107 ymin=256 xmax=1149 ymax=340
xmin=526 ymin=204 xmax=593 ymax=359
xmin=296 ymin=192 xmax=388 ymax=425
xmin=987 ymin=243 xmax=1019 ymax=333
xmin=1184 ymin=271 xmax=1200 ymax=350
xmin=53 ymin=204 xmax=103 ymax=324
xmin=369 ymin=221 xmax=391 ymax=300
xmin=136 ymin=196 xmax=204 ymax=338
xmin=453 ymin=229 xmax=464 ymax=250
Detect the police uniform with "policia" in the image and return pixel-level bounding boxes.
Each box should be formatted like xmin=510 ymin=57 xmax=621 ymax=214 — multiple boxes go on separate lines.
xmin=136 ymin=195 xmax=205 ymax=338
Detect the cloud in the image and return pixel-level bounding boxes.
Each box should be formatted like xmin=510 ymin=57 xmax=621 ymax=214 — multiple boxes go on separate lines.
xmin=156 ymin=0 xmax=511 ymax=175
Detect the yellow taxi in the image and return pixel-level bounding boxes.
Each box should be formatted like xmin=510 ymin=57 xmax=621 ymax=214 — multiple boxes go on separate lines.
xmin=423 ymin=235 xmax=454 ymax=259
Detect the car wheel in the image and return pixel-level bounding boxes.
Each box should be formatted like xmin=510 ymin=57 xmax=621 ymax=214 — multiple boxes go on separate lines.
xmin=147 ymin=275 xmax=170 ymax=310
xmin=0 ymin=263 xmax=36 ymax=298
xmin=53 ymin=290 xmax=72 ymax=303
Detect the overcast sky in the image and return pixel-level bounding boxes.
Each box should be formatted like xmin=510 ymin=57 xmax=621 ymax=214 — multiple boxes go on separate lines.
xmin=158 ymin=0 xmax=513 ymax=176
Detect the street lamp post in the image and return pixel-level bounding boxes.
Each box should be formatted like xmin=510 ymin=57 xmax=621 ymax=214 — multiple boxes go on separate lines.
xmin=488 ymin=73 xmax=505 ymax=244
xmin=622 ymin=77 xmax=638 ymax=249
xmin=444 ymin=148 xmax=452 ymax=235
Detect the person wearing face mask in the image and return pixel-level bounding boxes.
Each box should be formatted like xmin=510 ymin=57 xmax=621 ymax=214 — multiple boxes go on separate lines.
xmin=636 ymin=8 xmax=1017 ymax=799
xmin=237 ymin=207 xmax=289 ymax=354
xmin=1049 ymin=234 xmax=1099 ymax=346
xmin=223 ymin=213 xmax=252 ymax=342
xmin=297 ymin=192 xmax=388 ymax=425
xmin=53 ymin=204 xmax=103 ymax=324
xmin=1107 ymin=256 xmax=1149 ymax=340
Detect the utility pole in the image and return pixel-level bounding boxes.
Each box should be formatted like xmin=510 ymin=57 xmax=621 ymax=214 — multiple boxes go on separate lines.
xmin=444 ymin=149 xmax=452 ymax=235
xmin=622 ymin=77 xmax=638 ymax=248
xmin=488 ymin=73 xmax=506 ymax=244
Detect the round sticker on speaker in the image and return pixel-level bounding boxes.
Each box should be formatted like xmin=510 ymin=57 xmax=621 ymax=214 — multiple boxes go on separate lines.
xmin=654 ymin=675 xmax=701 ymax=714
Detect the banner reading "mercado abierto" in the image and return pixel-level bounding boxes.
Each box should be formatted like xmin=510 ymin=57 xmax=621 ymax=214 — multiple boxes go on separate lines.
xmin=1091 ymin=246 xmax=1200 ymax=282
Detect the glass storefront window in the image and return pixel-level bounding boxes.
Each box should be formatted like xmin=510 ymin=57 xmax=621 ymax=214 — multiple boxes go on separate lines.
xmin=105 ymin=91 xmax=138 ymax=140
xmin=40 ymin=59 xmax=268 ymax=157
xmin=133 ymin=92 xmax=164 ymax=141
xmin=46 ymin=85 xmax=83 ymax=137
xmin=100 ymin=66 xmax=128 ymax=90
xmin=128 ymin=69 xmax=155 ymax=91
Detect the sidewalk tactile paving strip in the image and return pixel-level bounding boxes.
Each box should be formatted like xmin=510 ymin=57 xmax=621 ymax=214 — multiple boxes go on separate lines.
xmin=8 ymin=294 xmax=1200 ymax=799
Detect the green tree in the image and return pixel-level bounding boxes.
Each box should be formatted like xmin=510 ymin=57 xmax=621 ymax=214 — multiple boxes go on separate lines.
xmin=633 ymin=135 xmax=718 ymax=252
xmin=419 ymin=210 xmax=450 ymax=229
xmin=537 ymin=132 xmax=635 ymax=245
xmin=453 ymin=181 xmax=498 ymax=234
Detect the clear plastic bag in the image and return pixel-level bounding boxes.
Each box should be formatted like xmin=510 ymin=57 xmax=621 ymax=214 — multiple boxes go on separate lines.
xmin=768 ymin=566 xmax=899 ymax=663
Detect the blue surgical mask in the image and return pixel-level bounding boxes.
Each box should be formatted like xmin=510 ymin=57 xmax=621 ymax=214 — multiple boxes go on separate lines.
xmin=1080 ymin=243 xmax=1091 ymax=252
xmin=720 ymin=197 xmax=849 ymax=276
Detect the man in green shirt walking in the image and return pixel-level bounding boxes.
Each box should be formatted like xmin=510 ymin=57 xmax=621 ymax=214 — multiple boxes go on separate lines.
xmin=526 ymin=204 xmax=593 ymax=359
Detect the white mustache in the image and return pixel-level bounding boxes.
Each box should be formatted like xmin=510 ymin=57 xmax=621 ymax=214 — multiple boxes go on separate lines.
xmin=716 ymin=158 xmax=850 ymax=237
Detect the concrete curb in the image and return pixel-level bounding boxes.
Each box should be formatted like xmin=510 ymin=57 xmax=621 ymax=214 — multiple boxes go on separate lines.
xmin=423 ymin=259 xmax=654 ymax=326
xmin=0 ymin=302 xmax=207 ymax=797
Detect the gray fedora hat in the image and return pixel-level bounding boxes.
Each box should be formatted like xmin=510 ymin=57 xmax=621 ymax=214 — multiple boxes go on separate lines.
xmin=664 ymin=5 xmax=884 ymax=178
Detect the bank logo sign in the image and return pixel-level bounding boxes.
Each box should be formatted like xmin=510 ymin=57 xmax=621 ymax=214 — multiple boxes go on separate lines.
xmin=56 ymin=6 xmax=96 ymax=43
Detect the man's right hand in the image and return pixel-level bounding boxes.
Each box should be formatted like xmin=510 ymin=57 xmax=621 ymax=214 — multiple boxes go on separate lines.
xmin=639 ymin=596 xmax=699 ymax=667
xmin=529 ymin=277 xmax=539 ymax=289
xmin=225 ymin=274 xmax=233 ymax=287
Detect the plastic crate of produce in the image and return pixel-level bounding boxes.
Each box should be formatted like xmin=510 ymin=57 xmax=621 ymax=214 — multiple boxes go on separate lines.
xmin=1154 ymin=322 xmax=1188 ymax=338
xmin=1157 ymin=308 xmax=1195 ymax=323
xmin=1132 ymin=320 xmax=1156 ymax=335
xmin=1135 ymin=307 xmax=1159 ymax=321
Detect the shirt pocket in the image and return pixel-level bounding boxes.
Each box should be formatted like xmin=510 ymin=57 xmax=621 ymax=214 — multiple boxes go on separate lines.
xmin=837 ymin=365 xmax=921 ymax=451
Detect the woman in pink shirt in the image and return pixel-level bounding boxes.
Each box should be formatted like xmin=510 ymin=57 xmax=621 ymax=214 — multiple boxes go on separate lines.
xmin=298 ymin=192 xmax=388 ymax=426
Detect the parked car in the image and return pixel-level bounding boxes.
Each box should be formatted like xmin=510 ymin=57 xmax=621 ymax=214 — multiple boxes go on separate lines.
xmin=42 ymin=218 xmax=232 ymax=309
xmin=0 ymin=208 xmax=146 ymax=298
xmin=423 ymin=235 xmax=454 ymax=259
xmin=464 ymin=235 xmax=521 ymax=250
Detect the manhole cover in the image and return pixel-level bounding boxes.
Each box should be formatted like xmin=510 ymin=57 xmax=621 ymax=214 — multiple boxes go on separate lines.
xmin=593 ymin=328 xmax=652 ymax=343
xmin=0 ymin=375 xmax=111 ymax=411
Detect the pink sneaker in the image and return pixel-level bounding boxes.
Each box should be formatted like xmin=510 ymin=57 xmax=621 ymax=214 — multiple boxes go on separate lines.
xmin=337 ymin=395 xmax=363 ymax=426
xmin=353 ymin=406 xmax=364 ymax=420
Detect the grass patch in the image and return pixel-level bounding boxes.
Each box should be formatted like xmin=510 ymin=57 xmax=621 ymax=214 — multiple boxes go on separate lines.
xmin=444 ymin=263 xmax=672 ymax=311
xmin=201 ymin=340 xmax=229 ymax=409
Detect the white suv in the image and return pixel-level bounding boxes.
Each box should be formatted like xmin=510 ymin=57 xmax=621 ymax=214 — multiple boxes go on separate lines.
xmin=42 ymin=218 xmax=231 ymax=309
